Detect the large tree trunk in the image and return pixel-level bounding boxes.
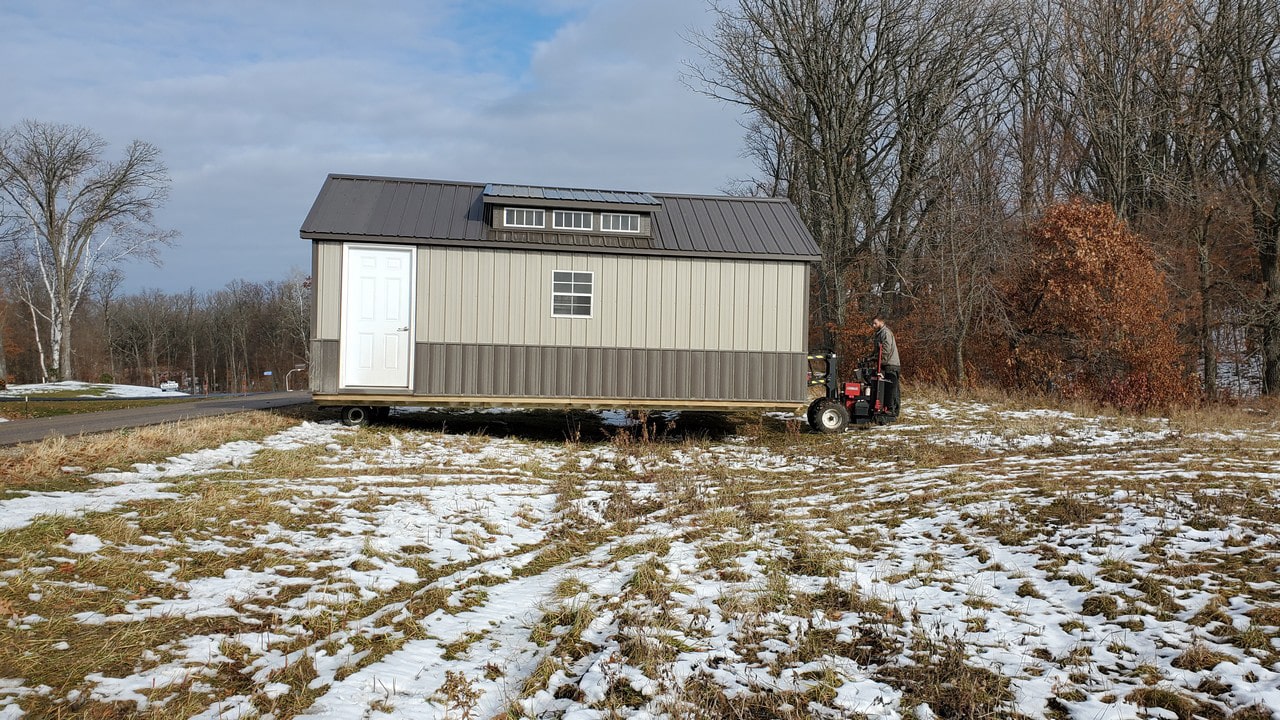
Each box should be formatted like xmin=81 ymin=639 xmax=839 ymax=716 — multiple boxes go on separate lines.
xmin=54 ymin=292 xmax=74 ymax=380
xmin=1258 ymin=213 xmax=1280 ymax=394
xmin=0 ymin=320 xmax=7 ymax=385
xmin=953 ymin=315 xmax=969 ymax=387
xmin=25 ymin=301 xmax=49 ymax=383
xmin=1197 ymin=224 xmax=1217 ymax=398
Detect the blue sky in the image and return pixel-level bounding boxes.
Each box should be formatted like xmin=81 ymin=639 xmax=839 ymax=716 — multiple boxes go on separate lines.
xmin=0 ymin=0 xmax=752 ymax=292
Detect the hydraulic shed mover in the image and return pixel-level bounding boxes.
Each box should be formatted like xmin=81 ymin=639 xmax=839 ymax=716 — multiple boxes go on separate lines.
xmin=299 ymin=174 xmax=822 ymax=425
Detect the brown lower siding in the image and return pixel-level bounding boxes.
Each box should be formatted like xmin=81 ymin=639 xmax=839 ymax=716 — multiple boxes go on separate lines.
xmin=311 ymin=340 xmax=806 ymax=403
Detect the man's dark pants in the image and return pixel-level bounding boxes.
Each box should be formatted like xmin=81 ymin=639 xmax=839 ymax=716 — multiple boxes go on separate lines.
xmin=882 ymin=364 xmax=900 ymax=415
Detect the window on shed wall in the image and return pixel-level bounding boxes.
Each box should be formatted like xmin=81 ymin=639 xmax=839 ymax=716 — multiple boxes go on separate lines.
xmin=505 ymin=207 xmax=545 ymax=228
xmin=601 ymin=212 xmax=640 ymax=233
xmin=553 ymin=210 xmax=592 ymax=230
xmin=551 ymin=270 xmax=593 ymax=318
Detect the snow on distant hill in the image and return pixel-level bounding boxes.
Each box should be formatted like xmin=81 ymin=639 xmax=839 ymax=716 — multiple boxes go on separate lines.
xmin=3 ymin=381 xmax=187 ymax=398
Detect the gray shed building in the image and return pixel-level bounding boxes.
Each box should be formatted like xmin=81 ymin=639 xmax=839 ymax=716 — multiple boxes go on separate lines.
xmin=300 ymin=174 xmax=821 ymax=420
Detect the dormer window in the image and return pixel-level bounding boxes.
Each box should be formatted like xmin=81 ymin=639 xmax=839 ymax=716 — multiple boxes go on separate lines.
xmin=505 ymin=207 xmax=544 ymax=228
xmin=601 ymin=212 xmax=640 ymax=233
xmin=553 ymin=210 xmax=593 ymax=230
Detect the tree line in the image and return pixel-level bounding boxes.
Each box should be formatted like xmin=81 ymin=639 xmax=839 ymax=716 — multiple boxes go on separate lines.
xmin=690 ymin=0 xmax=1278 ymax=403
xmin=8 ymin=0 xmax=1278 ymax=406
xmin=0 ymin=119 xmax=309 ymax=393
xmin=1 ymin=274 xmax=310 ymax=393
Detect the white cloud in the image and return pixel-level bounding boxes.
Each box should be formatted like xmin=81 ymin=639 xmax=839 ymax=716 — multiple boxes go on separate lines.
xmin=0 ymin=0 xmax=753 ymax=292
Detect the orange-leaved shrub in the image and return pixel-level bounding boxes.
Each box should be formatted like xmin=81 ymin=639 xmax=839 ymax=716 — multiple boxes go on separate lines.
xmin=1004 ymin=200 xmax=1191 ymax=410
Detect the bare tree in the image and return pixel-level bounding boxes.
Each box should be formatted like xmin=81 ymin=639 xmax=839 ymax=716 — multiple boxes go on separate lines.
xmin=4 ymin=246 xmax=51 ymax=380
xmin=0 ymin=209 xmax=18 ymax=385
xmin=0 ymin=120 xmax=176 ymax=380
xmin=0 ymin=318 xmax=7 ymax=387
xmin=0 ymin=295 xmax=8 ymax=387
xmin=1057 ymin=0 xmax=1189 ymax=219
xmin=280 ymin=272 xmax=312 ymax=367
xmin=689 ymin=0 xmax=1008 ymax=352
xmin=1197 ymin=0 xmax=1280 ymax=394
xmin=915 ymin=112 xmax=1016 ymax=384
xmin=1000 ymin=0 xmax=1076 ymax=218
xmin=682 ymin=0 xmax=1277 ymax=396
xmin=689 ymin=0 xmax=901 ymax=344
xmin=1157 ymin=2 xmax=1236 ymax=397
xmin=93 ymin=269 xmax=124 ymax=382
xmin=725 ymin=115 xmax=795 ymax=198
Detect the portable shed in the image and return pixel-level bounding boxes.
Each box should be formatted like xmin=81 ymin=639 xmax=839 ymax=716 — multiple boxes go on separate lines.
xmin=300 ymin=174 xmax=821 ymax=420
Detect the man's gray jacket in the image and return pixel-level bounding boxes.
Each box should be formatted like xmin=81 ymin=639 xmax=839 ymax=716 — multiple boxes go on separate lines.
xmin=875 ymin=325 xmax=900 ymax=368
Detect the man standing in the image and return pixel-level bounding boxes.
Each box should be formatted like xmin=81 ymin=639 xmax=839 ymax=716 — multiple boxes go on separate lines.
xmin=871 ymin=315 xmax=900 ymax=416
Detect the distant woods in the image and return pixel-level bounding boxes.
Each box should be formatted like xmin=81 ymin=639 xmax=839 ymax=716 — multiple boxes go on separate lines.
xmin=0 ymin=120 xmax=176 ymax=383
xmin=0 ymin=119 xmax=308 ymax=393
xmin=7 ymin=0 xmax=1280 ymax=406
xmin=692 ymin=0 xmax=1280 ymax=402
xmin=0 ymin=275 xmax=311 ymax=393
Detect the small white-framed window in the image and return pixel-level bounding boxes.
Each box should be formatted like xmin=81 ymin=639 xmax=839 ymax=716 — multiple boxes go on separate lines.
xmin=601 ymin=212 xmax=641 ymax=233
xmin=505 ymin=207 xmax=545 ymax=228
xmin=553 ymin=210 xmax=593 ymax=230
xmin=552 ymin=270 xmax=593 ymax=318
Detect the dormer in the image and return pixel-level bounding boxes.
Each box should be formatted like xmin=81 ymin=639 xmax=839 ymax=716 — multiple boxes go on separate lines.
xmin=483 ymin=183 xmax=662 ymax=239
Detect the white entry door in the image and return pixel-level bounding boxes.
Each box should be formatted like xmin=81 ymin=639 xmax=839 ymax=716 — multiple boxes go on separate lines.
xmin=341 ymin=245 xmax=414 ymax=389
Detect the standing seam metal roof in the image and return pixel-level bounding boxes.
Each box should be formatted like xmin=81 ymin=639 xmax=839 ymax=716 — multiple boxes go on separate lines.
xmin=300 ymin=174 xmax=820 ymax=260
xmin=484 ymin=183 xmax=660 ymax=206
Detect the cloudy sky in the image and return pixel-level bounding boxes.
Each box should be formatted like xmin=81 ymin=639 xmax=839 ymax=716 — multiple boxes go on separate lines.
xmin=0 ymin=0 xmax=754 ymax=293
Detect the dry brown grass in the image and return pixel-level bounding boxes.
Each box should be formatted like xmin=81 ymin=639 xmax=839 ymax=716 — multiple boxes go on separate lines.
xmin=666 ymin=670 xmax=839 ymax=720
xmin=0 ymin=411 xmax=298 ymax=489
xmin=2 ymin=612 xmax=264 ymax=717
xmin=909 ymin=381 xmax=1112 ymax=418
xmin=916 ymin=381 xmax=1280 ymax=438
xmin=878 ymin=633 xmax=1015 ymax=720
xmin=1167 ymin=394 xmax=1280 ymax=432
xmin=1172 ymin=643 xmax=1237 ymax=672
xmin=2 ymin=392 xmax=1278 ymax=718
xmin=1127 ymin=686 xmax=1209 ymax=720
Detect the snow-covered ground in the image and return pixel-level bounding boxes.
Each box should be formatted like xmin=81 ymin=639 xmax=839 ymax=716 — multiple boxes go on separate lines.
xmin=3 ymin=380 xmax=187 ymax=399
xmin=0 ymin=400 xmax=1277 ymax=719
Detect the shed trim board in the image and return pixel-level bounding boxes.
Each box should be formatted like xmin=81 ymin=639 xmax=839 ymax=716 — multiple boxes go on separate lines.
xmin=303 ymin=175 xmax=820 ymax=410
xmin=301 ymin=232 xmax=808 ymax=263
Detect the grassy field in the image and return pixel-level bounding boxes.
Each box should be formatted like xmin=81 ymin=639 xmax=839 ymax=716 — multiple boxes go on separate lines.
xmin=0 ymin=392 xmax=1276 ymax=719
xmin=0 ymin=397 xmax=200 ymax=421
xmin=0 ymin=382 xmax=199 ymax=420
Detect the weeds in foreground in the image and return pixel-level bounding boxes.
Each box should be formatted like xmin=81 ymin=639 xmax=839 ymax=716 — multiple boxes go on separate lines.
xmin=2 ymin=392 xmax=1278 ymax=718
xmin=879 ymin=632 xmax=1015 ymax=720
xmin=0 ymin=411 xmax=298 ymax=488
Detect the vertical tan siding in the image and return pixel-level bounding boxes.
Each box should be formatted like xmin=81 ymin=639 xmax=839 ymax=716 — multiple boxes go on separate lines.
xmin=315 ymin=242 xmax=343 ymax=340
xmin=410 ymin=246 xmax=807 ymax=352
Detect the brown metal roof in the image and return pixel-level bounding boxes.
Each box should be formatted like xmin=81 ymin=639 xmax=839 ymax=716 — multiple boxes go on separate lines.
xmin=301 ymin=175 xmax=488 ymax=242
xmin=484 ymin=184 xmax=660 ymax=206
xmin=301 ymin=174 xmax=821 ymax=261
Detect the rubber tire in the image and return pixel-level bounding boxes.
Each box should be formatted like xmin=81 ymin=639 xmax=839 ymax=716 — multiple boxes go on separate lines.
xmin=806 ymin=399 xmax=822 ymax=428
xmin=341 ymin=405 xmax=372 ymax=427
xmin=811 ymin=399 xmax=850 ymax=434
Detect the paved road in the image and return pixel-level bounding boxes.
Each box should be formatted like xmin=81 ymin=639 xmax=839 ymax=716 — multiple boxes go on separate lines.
xmin=0 ymin=392 xmax=314 ymax=447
